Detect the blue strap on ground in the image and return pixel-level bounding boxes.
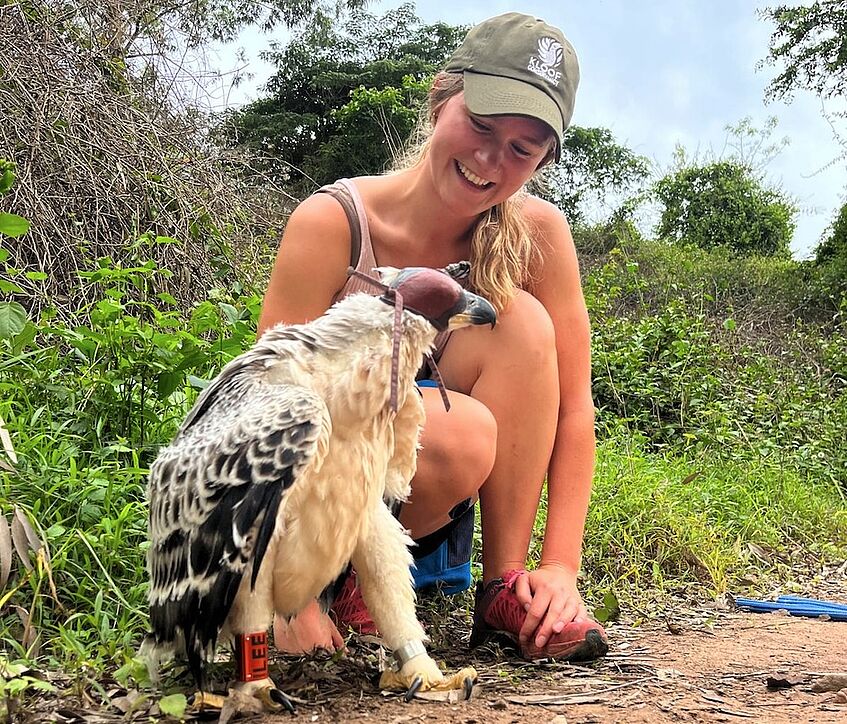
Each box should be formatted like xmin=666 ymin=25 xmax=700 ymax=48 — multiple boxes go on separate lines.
xmin=734 ymin=594 xmax=847 ymax=621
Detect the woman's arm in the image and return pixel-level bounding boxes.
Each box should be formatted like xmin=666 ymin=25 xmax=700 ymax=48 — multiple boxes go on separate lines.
xmin=260 ymin=191 xmax=354 ymax=653
xmin=515 ymin=196 xmax=597 ymax=647
xmin=257 ymin=192 xmax=355 ymax=335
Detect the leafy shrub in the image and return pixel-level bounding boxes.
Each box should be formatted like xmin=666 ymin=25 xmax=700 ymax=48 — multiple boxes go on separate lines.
xmin=591 ymin=301 xmax=727 ymax=447
xmin=0 ymin=253 xmax=261 ymax=664
xmin=585 ymin=241 xmax=847 ymax=490
xmin=814 ymin=201 xmax=847 ymax=302
xmin=654 ymin=160 xmax=796 ymax=256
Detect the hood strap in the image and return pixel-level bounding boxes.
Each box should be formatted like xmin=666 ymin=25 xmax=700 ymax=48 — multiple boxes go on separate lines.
xmin=347 ymin=267 xmax=450 ymax=413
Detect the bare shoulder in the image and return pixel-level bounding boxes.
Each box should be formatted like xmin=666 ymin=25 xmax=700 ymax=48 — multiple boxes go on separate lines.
xmin=258 ymin=191 xmax=354 ymax=333
xmin=285 ymin=191 xmax=353 ymax=246
xmin=521 ymin=194 xmax=573 ymax=245
xmin=520 ymin=194 xmax=579 ymax=284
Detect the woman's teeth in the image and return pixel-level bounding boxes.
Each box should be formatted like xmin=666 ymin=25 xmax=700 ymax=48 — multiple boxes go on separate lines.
xmin=457 ymin=161 xmax=492 ymax=188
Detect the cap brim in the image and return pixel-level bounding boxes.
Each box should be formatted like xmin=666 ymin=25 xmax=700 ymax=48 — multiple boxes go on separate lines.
xmin=462 ymin=71 xmax=564 ymax=160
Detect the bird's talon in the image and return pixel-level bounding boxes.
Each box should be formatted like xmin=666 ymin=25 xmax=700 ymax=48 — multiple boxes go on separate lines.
xmin=269 ymin=687 xmax=296 ymax=714
xmin=404 ymin=675 xmax=423 ymax=702
xmin=186 ymin=691 xmax=226 ymax=712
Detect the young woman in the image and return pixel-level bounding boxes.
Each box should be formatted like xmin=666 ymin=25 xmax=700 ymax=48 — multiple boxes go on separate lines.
xmin=258 ymin=12 xmax=608 ymax=662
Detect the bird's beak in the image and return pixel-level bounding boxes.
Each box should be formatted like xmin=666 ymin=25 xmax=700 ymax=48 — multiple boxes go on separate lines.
xmin=448 ymin=290 xmax=497 ymax=330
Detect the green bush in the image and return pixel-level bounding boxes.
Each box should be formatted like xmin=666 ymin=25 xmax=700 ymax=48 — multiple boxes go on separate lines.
xmin=584 ymin=241 xmax=847 ymax=490
xmin=814 ymin=201 xmax=847 ymax=302
xmin=654 ymin=160 xmax=796 ymax=256
xmin=0 ymin=254 xmax=261 ymax=666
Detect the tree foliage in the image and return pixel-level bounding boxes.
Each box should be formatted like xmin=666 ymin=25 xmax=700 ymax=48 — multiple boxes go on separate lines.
xmin=541 ymin=126 xmax=650 ymax=226
xmin=817 ymin=201 xmax=847 ymax=262
xmin=760 ymin=1 xmax=847 ymax=102
xmin=654 ymin=161 xmax=796 ymax=256
xmin=60 ymin=0 xmax=367 ymax=55
xmin=220 ymin=3 xmax=466 ymax=188
xmin=815 ymin=201 xmax=847 ymax=299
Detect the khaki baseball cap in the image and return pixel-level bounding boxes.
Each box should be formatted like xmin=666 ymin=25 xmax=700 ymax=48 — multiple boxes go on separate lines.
xmin=445 ymin=12 xmax=580 ymax=160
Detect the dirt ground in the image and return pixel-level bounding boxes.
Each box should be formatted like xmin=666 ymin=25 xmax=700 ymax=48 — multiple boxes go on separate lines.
xmin=22 ymin=593 xmax=847 ymax=723
xmin=266 ymin=608 xmax=847 ymax=724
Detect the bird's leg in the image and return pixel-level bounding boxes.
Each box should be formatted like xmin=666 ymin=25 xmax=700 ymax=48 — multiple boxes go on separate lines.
xmin=190 ymin=559 xmax=295 ymax=717
xmin=227 ymin=565 xmax=295 ymax=715
xmin=187 ymin=632 xmax=295 ymax=717
xmin=352 ymin=504 xmax=477 ymax=700
xmin=230 ymin=631 xmax=295 ymax=714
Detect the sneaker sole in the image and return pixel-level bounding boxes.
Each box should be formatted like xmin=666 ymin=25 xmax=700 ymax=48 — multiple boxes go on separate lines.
xmin=520 ymin=628 xmax=609 ymax=662
xmin=471 ymin=625 xmax=609 ymax=662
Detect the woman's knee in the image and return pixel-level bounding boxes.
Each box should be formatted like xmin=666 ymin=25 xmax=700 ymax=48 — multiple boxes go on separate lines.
xmin=418 ymin=391 xmax=497 ymax=502
xmin=497 ymin=290 xmax=556 ymax=359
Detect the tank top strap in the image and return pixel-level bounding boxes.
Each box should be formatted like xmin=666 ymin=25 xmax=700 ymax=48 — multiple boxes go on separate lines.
xmin=315 ymin=179 xmax=379 ymax=303
xmin=316 ymin=179 xmax=452 ymax=363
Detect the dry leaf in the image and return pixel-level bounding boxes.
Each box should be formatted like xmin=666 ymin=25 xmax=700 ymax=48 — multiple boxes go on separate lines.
xmin=712 ymin=706 xmax=755 ymax=718
xmin=506 ymin=693 xmax=605 ymax=705
xmin=0 ymin=515 xmax=12 ymax=590
xmin=665 ymin=618 xmax=684 ymax=635
xmin=14 ymin=507 xmax=42 ymax=551
xmin=413 ymin=689 xmax=471 ymax=703
xmin=747 ymin=542 xmax=772 ymax=564
xmin=766 ymin=673 xmax=805 ymax=689
xmin=37 ymin=546 xmax=63 ymax=610
xmin=0 ymin=413 xmax=18 ymax=465
xmin=701 ymin=689 xmax=729 ymax=705
xmin=656 ymin=668 xmax=685 ymax=681
xmin=13 ymin=605 xmax=37 ymax=650
xmin=10 ymin=514 xmax=33 ymax=572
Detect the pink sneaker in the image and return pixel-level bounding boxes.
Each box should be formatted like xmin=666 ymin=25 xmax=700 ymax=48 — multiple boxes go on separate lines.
xmin=469 ymin=570 xmax=609 ymax=661
xmin=329 ymin=570 xmax=378 ymax=636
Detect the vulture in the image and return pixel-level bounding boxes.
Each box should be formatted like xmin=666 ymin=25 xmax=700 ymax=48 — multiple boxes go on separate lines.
xmin=142 ymin=265 xmax=494 ymax=713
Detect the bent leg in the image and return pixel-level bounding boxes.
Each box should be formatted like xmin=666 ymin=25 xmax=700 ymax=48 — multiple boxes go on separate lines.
xmin=398 ymin=391 xmax=496 ymax=538
xmin=407 ymin=291 xmax=559 ymax=582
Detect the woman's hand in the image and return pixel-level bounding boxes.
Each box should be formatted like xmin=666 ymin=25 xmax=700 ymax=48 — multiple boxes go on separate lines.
xmin=513 ymin=564 xmax=589 ymax=652
xmin=273 ymin=599 xmax=345 ymax=654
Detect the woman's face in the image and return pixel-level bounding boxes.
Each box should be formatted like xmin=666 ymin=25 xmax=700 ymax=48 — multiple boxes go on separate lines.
xmin=427 ymin=92 xmax=555 ymax=215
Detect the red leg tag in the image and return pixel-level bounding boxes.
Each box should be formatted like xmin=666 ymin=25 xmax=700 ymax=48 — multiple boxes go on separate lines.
xmin=235 ymin=632 xmax=268 ymax=682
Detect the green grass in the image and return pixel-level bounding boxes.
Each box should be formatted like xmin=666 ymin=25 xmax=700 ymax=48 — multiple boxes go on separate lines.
xmin=4 ymin=358 xmax=847 ymax=673
xmin=581 ymin=437 xmax=847 ymax=599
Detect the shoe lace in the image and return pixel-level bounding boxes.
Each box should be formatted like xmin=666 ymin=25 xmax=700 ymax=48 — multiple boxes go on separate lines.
xmin=483 ymin=569 xmax=528 ymax=634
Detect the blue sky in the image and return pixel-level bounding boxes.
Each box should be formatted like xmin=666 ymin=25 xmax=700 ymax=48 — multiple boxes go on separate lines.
xmin=213 ymin=1 xmax=847 ymax=258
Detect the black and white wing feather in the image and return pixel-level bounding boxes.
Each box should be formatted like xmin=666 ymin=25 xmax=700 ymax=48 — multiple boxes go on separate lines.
xmin=146 ymin=362 xmax=330 ymax=681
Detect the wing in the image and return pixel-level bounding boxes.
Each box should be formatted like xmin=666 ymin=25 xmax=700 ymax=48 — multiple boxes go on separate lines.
xmin=146 ymin=378 xmax=330 ymax=680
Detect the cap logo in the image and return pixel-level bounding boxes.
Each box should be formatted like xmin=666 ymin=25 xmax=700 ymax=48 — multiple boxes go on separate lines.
xmin=527 ymin=37 xmax=563 ymax=86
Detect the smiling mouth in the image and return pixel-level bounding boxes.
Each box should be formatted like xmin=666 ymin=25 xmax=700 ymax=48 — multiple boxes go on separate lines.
xmin=456 ymin=160 xmax=493 ymax=189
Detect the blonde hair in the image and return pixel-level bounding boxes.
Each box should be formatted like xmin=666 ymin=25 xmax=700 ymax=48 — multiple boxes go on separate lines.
xmin=392 ymin=72 xmax=553 ymax=312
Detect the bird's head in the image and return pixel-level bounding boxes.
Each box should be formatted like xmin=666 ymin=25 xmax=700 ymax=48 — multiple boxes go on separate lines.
xmin=376 ymin=266 xmax=497 ymax=332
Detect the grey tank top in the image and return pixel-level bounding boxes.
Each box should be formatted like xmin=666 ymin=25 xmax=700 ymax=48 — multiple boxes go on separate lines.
xmin=317 ymin=178 xmax=451 ymax=367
